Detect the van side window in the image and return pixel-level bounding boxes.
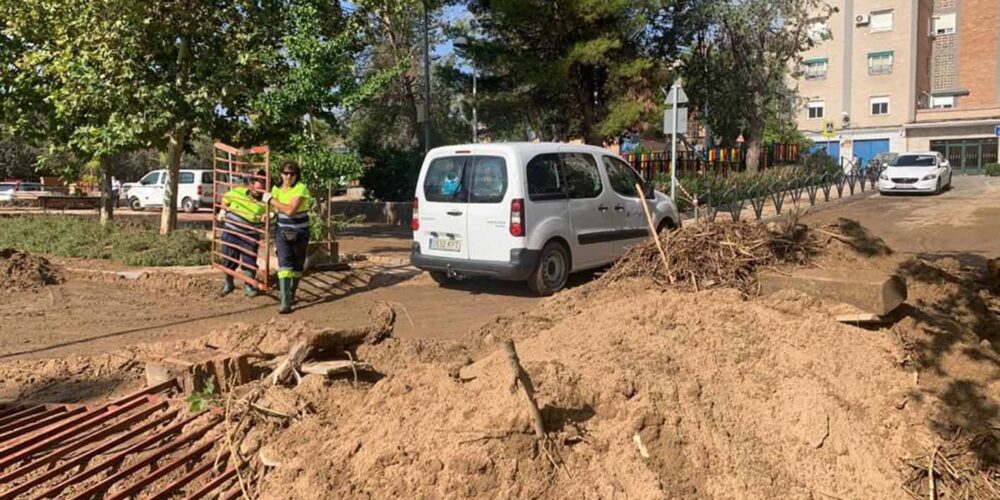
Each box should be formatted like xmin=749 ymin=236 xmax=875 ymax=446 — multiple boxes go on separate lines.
xmin=526 ymin=154 xmax=565 ymax=201
xmin=603 ymin=156 xmax=643 ymax=197
xmin=560 ymin=153 xmax=602 ymax=199
xmin=140 ymin=172 xmax=160 ymax=186
xmin=179 ymin=172 xmax=195 ymax=184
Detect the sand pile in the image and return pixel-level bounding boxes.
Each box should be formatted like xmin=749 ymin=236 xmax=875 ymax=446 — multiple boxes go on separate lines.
xmin=0 ymin=248 xmax=65 ymax=291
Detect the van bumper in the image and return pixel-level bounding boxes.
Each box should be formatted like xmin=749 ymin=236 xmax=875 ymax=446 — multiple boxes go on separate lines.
xmin=410 ymin=244 xmax=539 ymax=281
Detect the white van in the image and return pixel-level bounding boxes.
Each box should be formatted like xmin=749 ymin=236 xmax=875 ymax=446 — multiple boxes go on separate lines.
xmin=410 ymin=143 xmax=680 ymax=295
xmin=125 ymin=169 xmax=214 ymax=212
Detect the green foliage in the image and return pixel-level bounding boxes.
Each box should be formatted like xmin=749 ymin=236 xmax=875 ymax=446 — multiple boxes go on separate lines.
xmin=0 ymin=216 xmax=210 ymax=266
xmin=458 ymin=0 xmax=668 ymax=144
xmin=985 ymin=163 xmax=1000 ymax=177
xmin=186 ymin=378 xmax=217 ymax=413
xmin=359 ymin=147 xmax=423 ymax=202
xmin=675 ymin=0 xmax=836 ymax=167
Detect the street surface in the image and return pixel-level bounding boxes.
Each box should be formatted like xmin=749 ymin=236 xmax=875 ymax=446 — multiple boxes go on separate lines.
xmin=1 ymin=175 xmax=997 ymax=362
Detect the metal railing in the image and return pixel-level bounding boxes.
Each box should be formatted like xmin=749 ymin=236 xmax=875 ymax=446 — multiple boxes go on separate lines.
xmin=624 ymin=143 xmax=801 ymax=180
xmin=673 ymin=162 xmax=884 ymax=223
xmin=211 ymin=143 xmax=272 ymax=291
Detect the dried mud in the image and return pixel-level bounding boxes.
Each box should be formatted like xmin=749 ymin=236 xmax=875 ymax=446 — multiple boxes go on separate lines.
xmin=1 ymin=221 xmax=997 ymax=499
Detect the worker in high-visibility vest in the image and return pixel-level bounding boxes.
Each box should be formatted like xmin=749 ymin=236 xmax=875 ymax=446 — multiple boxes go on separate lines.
xmin=263 ymin=160 xmax=313 ymax=314
xmin=218 ymin=170 xmax=268 ymax=297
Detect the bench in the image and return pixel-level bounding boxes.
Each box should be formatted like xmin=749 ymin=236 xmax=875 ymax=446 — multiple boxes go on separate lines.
xmin=38 ymin=196 xmax=102 ymax=212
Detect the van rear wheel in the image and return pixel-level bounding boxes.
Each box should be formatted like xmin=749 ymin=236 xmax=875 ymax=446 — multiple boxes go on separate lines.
xmin=528 ymin=242 xmax=569 ymax=296
xmin=182 ymin=197 xmax=197 ymax=213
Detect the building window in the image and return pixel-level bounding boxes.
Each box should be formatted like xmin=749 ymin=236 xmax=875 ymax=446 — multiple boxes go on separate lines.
xmin=870 ymin=10 xmax=894 ymax=32
xmin=807 ymin=100 xmax=825 ymax=119
xmin=930 ymin=95 xmax=955 ymax=108
xmin=804 ymin=59 xmax=828 ymax=79
xmin=867 ymin=51 xmax=893 ymax=75
xmin=932 ymin=13 xmax=956 ymax=35
xmin=870 ymin=96 xmax=890 ymax=115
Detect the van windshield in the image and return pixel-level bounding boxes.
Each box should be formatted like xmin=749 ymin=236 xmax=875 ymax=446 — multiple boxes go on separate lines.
xmin=423 ymin=156 xmax=507 ymax=203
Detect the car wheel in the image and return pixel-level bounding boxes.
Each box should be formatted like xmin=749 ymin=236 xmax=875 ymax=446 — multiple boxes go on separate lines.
xmin=182 ymin=197 xmax=197 ymax=213
xmin=657 ymin=217 xmax=678 ymax=235
xmin=948 ymin=173 xmax=953 ymax=189
xmin=128 ymin=197 xmax=143 ymax=211
xmin=935 ymin=178 xmax=942 ymax=195
xmin=528 ymin=241 xmax=570 ymax=296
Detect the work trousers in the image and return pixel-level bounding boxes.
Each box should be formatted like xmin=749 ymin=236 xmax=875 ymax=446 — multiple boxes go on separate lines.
xmin=221 ymin=230 xmax=260 ymax=272
xmin=275 ymin=227 xmax=310 ymax=279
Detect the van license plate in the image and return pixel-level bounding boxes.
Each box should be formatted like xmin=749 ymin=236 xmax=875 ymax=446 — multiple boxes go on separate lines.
xmin=429 ymin=238 xmax=461 ymax=252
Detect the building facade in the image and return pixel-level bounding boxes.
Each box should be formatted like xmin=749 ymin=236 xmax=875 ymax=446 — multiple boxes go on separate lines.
xmin=795 ymin=0 xmax=1000 ymax=173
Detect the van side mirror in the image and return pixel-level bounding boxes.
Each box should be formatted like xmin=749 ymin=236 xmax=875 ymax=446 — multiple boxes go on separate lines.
xmin=644 ymin=180 xmax=655 ymax=199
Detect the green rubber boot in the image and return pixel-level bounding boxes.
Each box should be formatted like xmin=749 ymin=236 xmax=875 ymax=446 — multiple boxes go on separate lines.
xmin=242 ymin=270 xmax=258 ymax=297
xmin=220 ymin=274 xmax=235 ymax=296
xmin=278 ymin=278 xmax=292 ymax=314
xmin=290 ymin=277 xmax=300 ymax=303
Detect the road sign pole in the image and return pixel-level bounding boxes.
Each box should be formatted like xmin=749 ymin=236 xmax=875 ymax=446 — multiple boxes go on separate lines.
xmin=670 ymin=81 xmax=678 ymax=201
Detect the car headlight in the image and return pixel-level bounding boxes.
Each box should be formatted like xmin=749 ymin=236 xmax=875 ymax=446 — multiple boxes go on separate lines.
xmin=921 ymin=174 xmax=938 ymax=181
xmin=879 ymin=173 xmax=889 ymax=180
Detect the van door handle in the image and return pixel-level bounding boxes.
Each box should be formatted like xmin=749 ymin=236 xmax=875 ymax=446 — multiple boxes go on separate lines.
xmin=446 ymin=210 xmax=463 ymax=216
xmin=597 ymin=205 xmax=609 ymax=212
xmin=613 ymin=204 xmax=624 ymax=211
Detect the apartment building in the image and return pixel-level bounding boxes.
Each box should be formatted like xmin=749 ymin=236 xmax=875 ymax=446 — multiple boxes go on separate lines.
xmin=795 ymin=0 xmax=1000 ymax=173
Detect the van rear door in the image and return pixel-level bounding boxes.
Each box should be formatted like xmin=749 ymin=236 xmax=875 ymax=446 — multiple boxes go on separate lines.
xmin=465 ymin=155 xmax=513 ymax=262
xmin=417 ymin=155 xmax=472 ymax=260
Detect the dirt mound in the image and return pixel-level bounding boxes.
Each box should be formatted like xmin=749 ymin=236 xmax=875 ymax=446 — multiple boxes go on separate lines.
xmin=0 ymin=248 xmax=65 ymax=291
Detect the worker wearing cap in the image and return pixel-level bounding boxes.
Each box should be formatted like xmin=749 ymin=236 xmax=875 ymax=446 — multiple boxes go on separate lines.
xmin=264 ymin=160 xmax=312 ymax=314
xmin=218 ymin=171 xmax=268 ymax=297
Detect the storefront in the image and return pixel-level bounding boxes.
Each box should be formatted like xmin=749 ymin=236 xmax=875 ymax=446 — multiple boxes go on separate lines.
xmin=929 ymin=137 xmax=998 ymax=174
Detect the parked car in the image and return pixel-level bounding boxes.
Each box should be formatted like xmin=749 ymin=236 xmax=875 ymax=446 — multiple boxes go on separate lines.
xmin=410 ymin=143 xmax=681 ymax=295
xmin=878 ymin=151 xmax=953 ymax=195
xmin=0 ymin=181 xmax=55 ymax=202
xmin=124 ymin=169 xmax=214 ymax=212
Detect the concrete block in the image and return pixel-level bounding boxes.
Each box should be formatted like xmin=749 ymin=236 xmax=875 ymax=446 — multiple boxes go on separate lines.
xmin=759 ymin=269 xmax=906 ymax=316
xmin=145 ymin=349 xmax=251 ymax=394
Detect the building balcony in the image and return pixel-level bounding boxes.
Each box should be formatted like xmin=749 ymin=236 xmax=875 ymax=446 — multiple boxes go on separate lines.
xmin=914 ymin=104 xmax=1000 ymax=123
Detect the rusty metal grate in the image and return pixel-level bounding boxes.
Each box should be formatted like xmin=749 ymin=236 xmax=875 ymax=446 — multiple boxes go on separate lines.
xmin=0 ymin=381 xmax=245 ymax=499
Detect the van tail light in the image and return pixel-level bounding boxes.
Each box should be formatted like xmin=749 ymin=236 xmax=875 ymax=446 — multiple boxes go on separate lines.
xmin=510 ymin=198 xmax=525 ymax=237
xmin=411 ymin=197 xmax=420 ymax=231
xmin=197 ymin=184 xmax=203 ymax=196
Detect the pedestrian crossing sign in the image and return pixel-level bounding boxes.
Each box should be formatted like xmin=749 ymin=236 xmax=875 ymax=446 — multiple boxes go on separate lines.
xmin=822 ymin=121 xmax=835 ymax=138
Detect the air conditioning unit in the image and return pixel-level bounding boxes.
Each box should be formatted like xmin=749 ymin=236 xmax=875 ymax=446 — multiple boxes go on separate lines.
xmin=856 ymin=14 xmax=870 ymax=26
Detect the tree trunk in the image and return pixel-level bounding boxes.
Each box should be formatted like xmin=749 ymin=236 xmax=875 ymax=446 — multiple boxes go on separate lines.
xmin=98 ymin=156 xmax=114 ymax=226
xmin=744 ymin=120 xmax=765 ymax=173
xmin=159 ymin=34 xmax=191 ymax=235
xmin=159 ymin=127 xmax=188 ymax=235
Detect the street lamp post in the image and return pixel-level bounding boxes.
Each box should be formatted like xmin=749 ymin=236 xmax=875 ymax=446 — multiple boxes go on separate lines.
xmin=453 ymin=36 xmax=477 ymax=144
xmin=422 ymin=2 xmax=431 ymax=153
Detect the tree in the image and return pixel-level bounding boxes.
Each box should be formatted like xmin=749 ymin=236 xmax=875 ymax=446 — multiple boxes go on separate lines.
xmin=675 ymin=0 xmax=835 ymax=171
xmin=458 ymin=0 xmax=668 ymax=145
xmin=1 ymin=0 xmax=163 ymax=224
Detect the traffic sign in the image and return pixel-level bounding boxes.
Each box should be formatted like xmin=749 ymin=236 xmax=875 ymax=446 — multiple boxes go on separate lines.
xmin=735 ymin=134 xmax=745 ymax=144
xmin=822 ymin=121 xmax=835 ymax=138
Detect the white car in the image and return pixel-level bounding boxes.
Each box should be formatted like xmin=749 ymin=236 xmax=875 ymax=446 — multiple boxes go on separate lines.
xmin=125 ymin=169 xmax=214 ymax=212
xmin=410 ymin=143 xmax=681 ymax=295
xmin=878 ymin=152 xmax=953 ymax=195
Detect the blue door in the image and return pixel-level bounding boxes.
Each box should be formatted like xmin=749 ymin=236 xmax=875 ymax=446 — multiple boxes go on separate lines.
xmin=810 ymin=141 xmax=840 ymax=161
xmin=852 ymin=139 xmax=890 ymax=170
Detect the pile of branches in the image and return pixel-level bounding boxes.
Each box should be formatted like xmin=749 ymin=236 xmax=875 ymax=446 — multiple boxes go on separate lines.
xmin=602 ymin=221 xmax=817 ymax=294
xmin=901 ymin=431 xmax=999 ymax=500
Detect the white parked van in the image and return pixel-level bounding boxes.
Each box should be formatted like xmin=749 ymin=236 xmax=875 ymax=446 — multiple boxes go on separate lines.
xmin=410 ymin=143 xmax=680 ymax=295
xmin=125 ymin=169 xmax=214 ymax=212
